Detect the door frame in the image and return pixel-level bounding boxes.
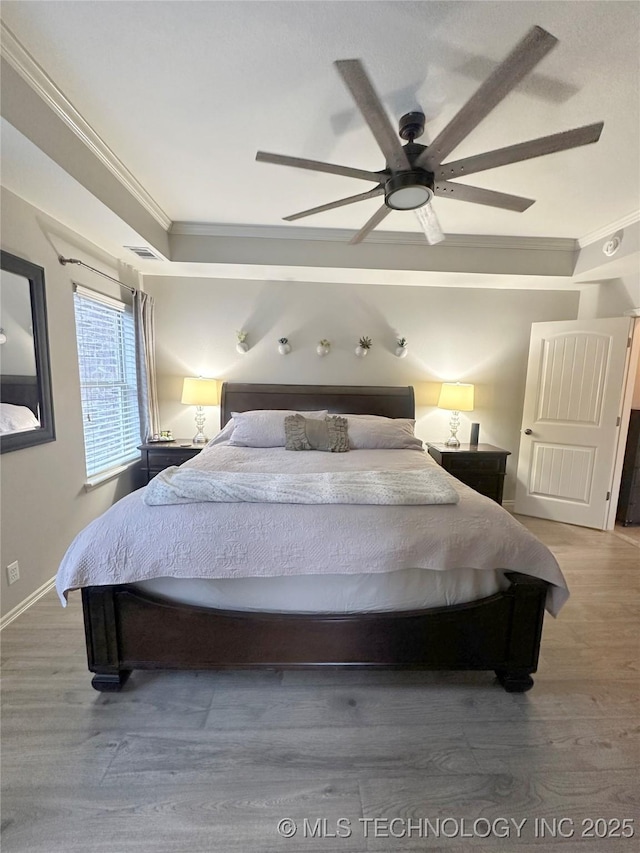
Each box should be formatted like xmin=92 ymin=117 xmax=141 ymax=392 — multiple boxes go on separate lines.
xmin=606 ymin=316 xmax=640 ymax=529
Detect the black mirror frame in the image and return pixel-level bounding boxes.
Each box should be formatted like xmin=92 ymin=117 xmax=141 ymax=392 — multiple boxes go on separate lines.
xmin=1 ymin=251 xmax=56 ymax=453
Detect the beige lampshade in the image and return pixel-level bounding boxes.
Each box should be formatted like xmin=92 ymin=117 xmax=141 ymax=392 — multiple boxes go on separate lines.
xmin=438 ymin=382 xmax=474 ymax=412
xmin=181 ymin=377 xmax=219 ymax=406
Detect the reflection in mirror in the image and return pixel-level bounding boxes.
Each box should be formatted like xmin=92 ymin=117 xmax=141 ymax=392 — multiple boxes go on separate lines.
xmin=0 ymin=251 xmax=55 ymax=452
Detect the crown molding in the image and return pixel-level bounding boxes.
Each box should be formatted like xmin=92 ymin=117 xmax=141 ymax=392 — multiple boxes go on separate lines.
xmin=171 ymin=221 xmax=576 ymax=253
xmin=1 ymin=22 xmax=171 ymax=231
xmin=578 ymin=209 xmax=640 ymax=248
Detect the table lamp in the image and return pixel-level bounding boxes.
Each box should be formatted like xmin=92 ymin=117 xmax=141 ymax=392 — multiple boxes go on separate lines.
xmin=438 ymin=382 xmax=475 ymax=447
xmin=181 ymin=377 xmax=218 ymax=444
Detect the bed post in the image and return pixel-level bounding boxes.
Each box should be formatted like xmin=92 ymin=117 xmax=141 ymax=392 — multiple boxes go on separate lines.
xmin=495 ymin=571 xmax=547 ymax=692
xmin=82 ymin=587 xmax=131 ymax=692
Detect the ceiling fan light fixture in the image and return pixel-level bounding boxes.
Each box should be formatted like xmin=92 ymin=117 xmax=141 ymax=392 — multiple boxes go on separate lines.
xmin=385 ymin=171 xmax=434 ymax=210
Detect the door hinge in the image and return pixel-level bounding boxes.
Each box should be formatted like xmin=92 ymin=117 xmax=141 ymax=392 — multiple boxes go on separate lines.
xmin=628 ymin=337 xmax=633 ymax=348
xmin=606 ymin=491 xmax=611 ymax=501
xmin=616 ymin=416 xmax=621 ymax=426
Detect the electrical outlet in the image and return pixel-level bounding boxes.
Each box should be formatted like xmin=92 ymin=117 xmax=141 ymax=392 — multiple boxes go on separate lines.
xmin=7 ymin=561 xmax=20 ymax=585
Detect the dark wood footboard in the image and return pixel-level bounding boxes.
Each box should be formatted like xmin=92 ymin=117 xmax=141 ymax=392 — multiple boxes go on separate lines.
xmin=81 ymin=571 xmax=547 ymax=693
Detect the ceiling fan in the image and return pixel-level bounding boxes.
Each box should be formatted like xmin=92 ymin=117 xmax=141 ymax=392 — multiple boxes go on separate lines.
xmin=256 ymin=26 xmax=603 ymax=245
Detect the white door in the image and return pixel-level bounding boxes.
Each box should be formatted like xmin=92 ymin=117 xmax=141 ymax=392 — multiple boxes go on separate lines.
xmin=514 ymin=317 xmax=632 ymax=529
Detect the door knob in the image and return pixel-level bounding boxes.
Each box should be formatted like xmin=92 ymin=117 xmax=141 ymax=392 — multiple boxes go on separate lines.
xmin=523 ymin=428 xmax=533 ymax=435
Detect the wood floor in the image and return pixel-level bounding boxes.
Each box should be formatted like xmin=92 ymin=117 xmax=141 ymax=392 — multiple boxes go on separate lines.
xmin=1 ymin=517 xmax=638 ymax=852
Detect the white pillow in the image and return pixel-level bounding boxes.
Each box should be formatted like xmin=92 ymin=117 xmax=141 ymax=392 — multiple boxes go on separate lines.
xmin=0 ymin=403 xmax=39 ymax=433
xmin=343 ymin=414 xmax=423 ymax=450
xmin=228 ymin=409 xmax=328 ymax=447
xmin=205 ymin=419 xmax=236 ymax=448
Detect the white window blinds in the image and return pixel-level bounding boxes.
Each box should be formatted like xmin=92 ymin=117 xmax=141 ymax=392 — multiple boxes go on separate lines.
xmin=73 ymin=285 xmax=141 ymax=478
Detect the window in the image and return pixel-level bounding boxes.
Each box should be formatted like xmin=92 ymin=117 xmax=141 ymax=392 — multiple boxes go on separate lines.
xmin=73 ymin=285 xmax=140 ymax=479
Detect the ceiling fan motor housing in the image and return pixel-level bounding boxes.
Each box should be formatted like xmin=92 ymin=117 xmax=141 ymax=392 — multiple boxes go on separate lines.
xmin=384 ymin=133 xmax=435 ymax=210
xmin=385 ymin=170 xmax=434 ymax=210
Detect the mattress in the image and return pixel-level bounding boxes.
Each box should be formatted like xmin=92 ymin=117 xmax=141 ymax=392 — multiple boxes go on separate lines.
xmin=134 ymin=566 xmax=508 ymax=614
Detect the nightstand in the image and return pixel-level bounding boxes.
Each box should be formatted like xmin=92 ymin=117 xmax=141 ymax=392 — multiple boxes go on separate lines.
xmin=426 ymin=443 xmax=511 ymax=504
xmin=139 ymin=440 xmax=204 ymax=484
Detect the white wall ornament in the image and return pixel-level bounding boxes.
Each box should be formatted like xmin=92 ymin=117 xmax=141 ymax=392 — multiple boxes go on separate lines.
xmin=278 ymin=337 xmax=291 ymax=355
xmin=317 ymin=339 xmax=331 ymax=357
xmin=355 ymin=336 xmax=372 ymax=358
xmin=236 ymin=330 xmax=249 ymax=354
xmin=395 ymin=337 xmax=408 ymax=358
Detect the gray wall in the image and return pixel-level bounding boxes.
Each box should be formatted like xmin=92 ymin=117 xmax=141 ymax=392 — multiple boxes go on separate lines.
xmin=144 ymin=275 xmax=580 ymax=500
xmin=578 ymin=276 xmax=640 ymax=319
xmin=0 ymin=189 xmax=138 ymax=619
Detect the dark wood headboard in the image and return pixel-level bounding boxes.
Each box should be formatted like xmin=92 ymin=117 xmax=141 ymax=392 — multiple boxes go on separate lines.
xmin=220 ymin=383 xmax=415 ymax=427
xmin=0 ymin=375 xmax=39 ymax=417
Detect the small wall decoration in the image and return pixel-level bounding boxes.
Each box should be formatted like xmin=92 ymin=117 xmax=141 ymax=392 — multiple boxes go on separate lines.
xmin=278 ymin=337 xmax=292 ymax=355
xmin=355 ymin=336 xmax=372 ymax=358
xmin=236 ymin=330 xmax=249 ymax=354
xmin=317 ymin=339 xmax=331 ymax=357
xmin=395 ymin=337 xmax=408 ymax=358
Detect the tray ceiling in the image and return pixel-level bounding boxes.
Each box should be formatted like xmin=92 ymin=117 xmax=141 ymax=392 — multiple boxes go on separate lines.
xmin=1 ymin=0 xmax=638 ymax=281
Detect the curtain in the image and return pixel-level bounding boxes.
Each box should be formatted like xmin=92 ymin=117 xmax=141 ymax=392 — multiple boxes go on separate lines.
xmin=133 ymin=290 xmax=160 ymax=442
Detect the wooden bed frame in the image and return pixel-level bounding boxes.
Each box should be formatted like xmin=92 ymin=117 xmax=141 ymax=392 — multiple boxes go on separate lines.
xmin=81 ymin=383 xmax=548 ymax=694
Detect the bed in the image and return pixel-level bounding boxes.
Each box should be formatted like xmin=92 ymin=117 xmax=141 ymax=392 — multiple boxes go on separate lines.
xmin=0 ymin=375 xmax=40 ymax=433
xmin=59 ymin=383 xmax=568 ymax=693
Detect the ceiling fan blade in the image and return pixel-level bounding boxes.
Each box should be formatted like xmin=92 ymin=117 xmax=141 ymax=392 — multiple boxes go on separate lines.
xmin=435 ymin=181 xmax=534 ymax=211
xmin=283 ymin=187 xmax=385 ymax=221
xmin=437 ymin=122 xmax=604 ymax=180
xmin=414 ymin=205 xmax=445 ymax=245
xmin=417 ymin=26 xmax=558 ymax=169
xmin=256 ymin=151 xmax=382 ymax=183
xmin=335 ymin=59 xmax=411 ymax=172
xmin=349 ymin=204 xmax=392 ymax=244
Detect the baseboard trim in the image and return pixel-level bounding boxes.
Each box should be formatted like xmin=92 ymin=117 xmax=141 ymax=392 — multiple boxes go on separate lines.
xmin=0 ymin=576 xmax=56 ymax=630
xmin=502 ymin=500 xmax=515 ymax=511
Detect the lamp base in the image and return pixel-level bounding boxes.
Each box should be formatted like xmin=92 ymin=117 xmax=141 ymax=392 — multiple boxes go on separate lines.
xmin=444 ymin=410 xmax=461 ymax=447
xmin=193 ymin=406 xmax=208 ymax=444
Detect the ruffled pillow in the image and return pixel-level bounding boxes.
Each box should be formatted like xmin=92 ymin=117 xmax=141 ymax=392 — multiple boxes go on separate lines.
xmin=284 ymin=415 xmax=349 ymax=452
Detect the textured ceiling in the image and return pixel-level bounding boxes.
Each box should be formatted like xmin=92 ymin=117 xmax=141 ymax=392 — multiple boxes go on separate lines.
xmin=1 ymin=0 xmax=639 ymax=242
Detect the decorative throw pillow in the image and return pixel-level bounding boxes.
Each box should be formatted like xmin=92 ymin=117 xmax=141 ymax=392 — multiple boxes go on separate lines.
xmin=228 ymin=409 xmax=328 ymax=447
xmin=284 ymin=414 xmax=350 ymax=452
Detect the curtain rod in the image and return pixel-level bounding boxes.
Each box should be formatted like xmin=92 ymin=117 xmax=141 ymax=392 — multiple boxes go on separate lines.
xmin=58 ymin=256 xmax=136 ymax=294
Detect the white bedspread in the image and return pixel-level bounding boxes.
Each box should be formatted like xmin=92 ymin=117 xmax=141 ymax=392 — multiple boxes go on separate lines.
xmin=56 ymin=445 xmax=569 ymax=615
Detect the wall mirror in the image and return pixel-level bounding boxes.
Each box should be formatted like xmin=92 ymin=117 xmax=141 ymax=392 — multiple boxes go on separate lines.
xmin=0 ymin=250 xmax=56 ymax=452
